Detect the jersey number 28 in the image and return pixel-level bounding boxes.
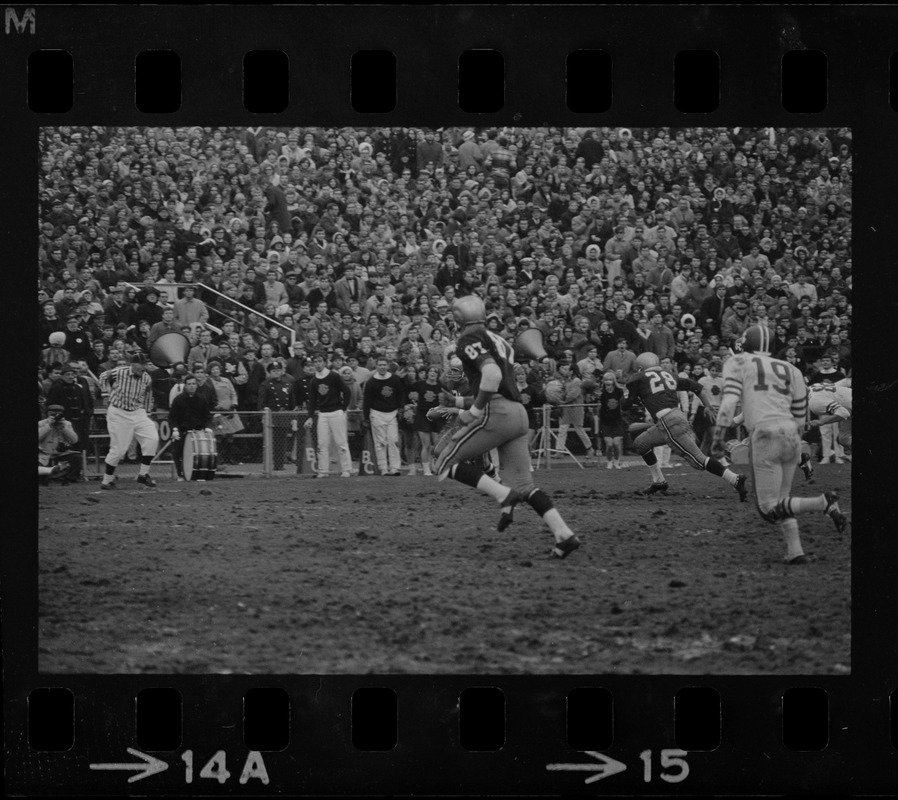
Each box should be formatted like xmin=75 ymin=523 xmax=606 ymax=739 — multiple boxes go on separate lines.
xmin=648 ymin=370 xmax=677 ymax=393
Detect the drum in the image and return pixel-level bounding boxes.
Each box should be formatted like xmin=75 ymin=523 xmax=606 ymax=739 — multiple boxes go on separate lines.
xmin=184 ymin=430 xmax=217 ymax=481
xmin=725 ymin=438 xmax=750 ymax=465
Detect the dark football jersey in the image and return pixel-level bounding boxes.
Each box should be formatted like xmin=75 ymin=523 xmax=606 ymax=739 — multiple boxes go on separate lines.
xmin=455 ymin=326 xmax=521 ymax=402
xmin=624 ymin=367 xmax=703 ymax=421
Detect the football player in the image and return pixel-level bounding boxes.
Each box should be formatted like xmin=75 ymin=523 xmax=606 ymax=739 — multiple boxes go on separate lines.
xmin=433 ymin=296 xmax=581 ymax=559
xmin=622 ymin=351 xmax=748 ymax=499
xmin=714 ymin=326 xmax=848 ymax=565
xmin=807 ymin=377 xmax=852 ymax=463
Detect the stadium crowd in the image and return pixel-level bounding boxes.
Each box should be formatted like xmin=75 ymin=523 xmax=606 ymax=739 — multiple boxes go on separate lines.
xmin=38 ymin=125 xmax=852 ymax=472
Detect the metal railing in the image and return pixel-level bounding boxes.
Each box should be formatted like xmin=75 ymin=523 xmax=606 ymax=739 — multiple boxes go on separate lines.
xmin=121 ymin=280 xmax=296 ymax=347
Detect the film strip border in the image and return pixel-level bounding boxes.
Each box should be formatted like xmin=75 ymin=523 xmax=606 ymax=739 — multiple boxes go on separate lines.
xmin=5 ymin=3 xmax=898 ymax=796
xmin=1 ymin=5 xmax=895 ymax=122
xmin=8 ymin=676 xmax=898 ymax=794
xmin=20 ymin=47 xmax=854 ymax=116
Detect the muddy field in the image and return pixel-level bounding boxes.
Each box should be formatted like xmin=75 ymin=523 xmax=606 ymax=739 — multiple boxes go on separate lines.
xmin=37 ymin=462 xmax=851 ymax=675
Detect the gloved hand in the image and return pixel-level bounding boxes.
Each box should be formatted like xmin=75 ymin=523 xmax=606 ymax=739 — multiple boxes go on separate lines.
xmin=170 ymin=429 xmax=181 ymax=442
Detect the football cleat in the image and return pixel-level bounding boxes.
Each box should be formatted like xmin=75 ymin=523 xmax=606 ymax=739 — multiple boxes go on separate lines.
xmin=823 ymin=491 xmax=848 ymax=533
xmin=642 ymin=481 xmax=669 ymax=496
xmin=100 ymin=479 xmax=116 ymax=490
xmin=734 ymin=474 xmax=748 ymax=502
xmin=136 ymin=474 xmax=157 ymax=488
xmin=497 ymin=489 xmax=522 ymax=532
xmin=786 ymin=554 xmax=808 ymax=565
xmin=550 ymin=534 xmax=581 ymax=559
xmin=799 ymin=452 xmax=815 ymax=482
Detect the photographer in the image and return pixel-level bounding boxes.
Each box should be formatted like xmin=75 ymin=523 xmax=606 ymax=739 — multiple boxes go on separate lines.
xmin=39 ymin=404 xmax=81 ymax=482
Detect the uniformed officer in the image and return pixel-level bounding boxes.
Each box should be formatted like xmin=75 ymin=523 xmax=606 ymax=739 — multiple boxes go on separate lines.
xmin=258 ymin=360 xmax=295 ymax=471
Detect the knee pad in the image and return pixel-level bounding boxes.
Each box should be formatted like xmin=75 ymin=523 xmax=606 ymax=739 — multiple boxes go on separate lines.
xmin=640 ymin=448 xmax=658 ymax=465
xmin=524 ymin=488 xmax=554 ymax=517
xmin=450 ymin=461 xmax=483 ymax=488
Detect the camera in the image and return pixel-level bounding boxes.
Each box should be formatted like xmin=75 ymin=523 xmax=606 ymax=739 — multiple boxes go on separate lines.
xmin=49 ymin=410 xmax=65 ymax=423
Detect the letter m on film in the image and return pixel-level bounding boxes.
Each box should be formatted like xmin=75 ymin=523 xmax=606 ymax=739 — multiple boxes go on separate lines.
xmin=5 ymin=7 xmax=36 ymax=34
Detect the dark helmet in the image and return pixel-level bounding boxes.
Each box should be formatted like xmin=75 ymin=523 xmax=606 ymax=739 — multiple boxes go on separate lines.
xmin=739 ymin=325 xmax=772 ymax=355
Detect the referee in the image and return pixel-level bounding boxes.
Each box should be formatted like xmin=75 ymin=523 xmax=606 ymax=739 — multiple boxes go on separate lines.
xmin=98 ymin=353 xmax=160 ymax=489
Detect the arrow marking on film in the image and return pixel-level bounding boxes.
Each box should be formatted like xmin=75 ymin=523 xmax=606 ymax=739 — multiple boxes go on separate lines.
xmin=89 ymin=748 xmax=169 ymax=783
xmin=546 ymin=751 xmax=627 ymax=784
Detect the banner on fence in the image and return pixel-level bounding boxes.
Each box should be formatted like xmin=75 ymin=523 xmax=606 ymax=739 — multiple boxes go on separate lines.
xmin=357 ymin=429 xmax=380 ymax=477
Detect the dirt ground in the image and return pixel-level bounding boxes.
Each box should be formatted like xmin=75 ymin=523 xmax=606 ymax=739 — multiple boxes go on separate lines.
xmin=37 ymin=462 xmax=851 ymax=675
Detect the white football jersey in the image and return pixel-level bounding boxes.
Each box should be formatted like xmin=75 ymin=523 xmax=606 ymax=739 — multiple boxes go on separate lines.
xmin=717 ymin=352 xmax=808 ymax=431
xmin=808 ymin=382 xmax=852 ymax=419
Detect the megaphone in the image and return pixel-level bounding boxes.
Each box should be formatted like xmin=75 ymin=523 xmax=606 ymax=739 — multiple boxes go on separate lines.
xmin=149 ymin=332 xmax=191 ymax=368
xmin=513 ymin=327 xmax=548 ymax=362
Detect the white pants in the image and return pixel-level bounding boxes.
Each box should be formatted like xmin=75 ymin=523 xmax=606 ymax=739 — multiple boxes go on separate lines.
xmin=316 ymin=409 xmax=353 ymax=475
xmin=820 ymin=422 xmax=844 ymax=460
xmin=105 ymin=406 xmax=159 ymax=466
xmin=370 ymin=408 xmax=401 ymax=472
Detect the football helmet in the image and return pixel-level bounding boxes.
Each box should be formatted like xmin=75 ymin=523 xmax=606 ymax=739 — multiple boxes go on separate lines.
xmin=739 ymin=325 xmax=772 ymax=355
xmin=635 ymin=352 xmax=660 ymax=370
xmin=452 ymin=295 xmax=486 ymax=329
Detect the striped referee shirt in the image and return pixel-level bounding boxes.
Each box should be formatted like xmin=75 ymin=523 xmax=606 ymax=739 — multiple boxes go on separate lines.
xmin=99 ymin=366 xmax=153 ymax=412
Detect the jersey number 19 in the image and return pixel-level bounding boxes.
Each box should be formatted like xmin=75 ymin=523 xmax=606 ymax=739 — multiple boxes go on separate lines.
xmin=752 ymin=357 xmax=790 ymax=395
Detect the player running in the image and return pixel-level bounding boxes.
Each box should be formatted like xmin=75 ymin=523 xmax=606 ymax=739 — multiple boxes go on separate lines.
xmin=807 ymin=377 xmax=852 ymax=461
xmin=433 ymin=296 xmax=581 ymax=559
xmin=713 ymin=326 xmax=848 ymax=565
xmin=622 ymin=351 xmax=748 ymax=500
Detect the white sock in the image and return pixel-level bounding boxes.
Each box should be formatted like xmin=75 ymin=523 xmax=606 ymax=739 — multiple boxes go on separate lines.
xmin=649 ymin=462 xmax=664 ymax=482
xmin=788 ymin=495 xmax=828 ymax=514
xmin=476 ymin=474 xmax=509 ymax=502
xmin=542 ymin=508 xmax=575 ymax=543
xmin=722 ymin=468 xmax=739 ymax=486
xmin=778 ymin=518 xmax=804 ymax=560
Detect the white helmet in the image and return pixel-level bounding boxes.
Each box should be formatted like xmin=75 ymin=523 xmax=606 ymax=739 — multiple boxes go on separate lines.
xmin=452 ymin=295 xmax=486 ymax=329
xmin=635 ymin=352 xmax=660 ymax=370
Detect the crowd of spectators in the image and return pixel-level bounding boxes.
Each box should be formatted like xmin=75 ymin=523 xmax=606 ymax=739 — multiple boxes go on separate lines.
xmin=38 ymin=125 xmax=852 ymax=444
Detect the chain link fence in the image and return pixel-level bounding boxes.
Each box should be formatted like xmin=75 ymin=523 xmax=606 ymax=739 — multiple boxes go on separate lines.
xmin=82 ymin=408 xmax=426 ymax=479
xmin=80 ymin=403 xmax=690 ymax=479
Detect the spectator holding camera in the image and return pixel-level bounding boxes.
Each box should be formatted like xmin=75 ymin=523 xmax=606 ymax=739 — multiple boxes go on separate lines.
xmin=39 ymin=404 xmax=81 ymax=482
xmin=46 ymin=362 xmax=93 ymax=461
